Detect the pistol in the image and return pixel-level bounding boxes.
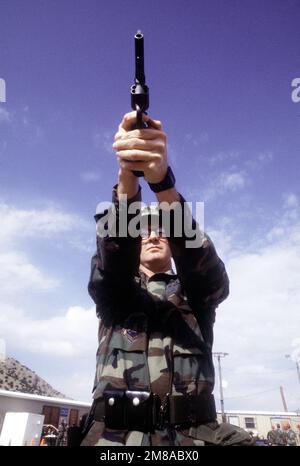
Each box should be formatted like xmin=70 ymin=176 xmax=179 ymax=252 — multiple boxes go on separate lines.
xmin=130 ymin=30 xmax=149 ymax=177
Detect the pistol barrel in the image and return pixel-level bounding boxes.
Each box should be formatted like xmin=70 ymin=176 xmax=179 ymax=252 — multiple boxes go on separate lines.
xmin=135 ymin=31 xmax=145 ymax=85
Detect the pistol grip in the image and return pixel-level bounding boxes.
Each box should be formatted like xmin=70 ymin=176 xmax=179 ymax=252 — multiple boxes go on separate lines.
xmin=132 ymin=108 xmax=147 ymax=177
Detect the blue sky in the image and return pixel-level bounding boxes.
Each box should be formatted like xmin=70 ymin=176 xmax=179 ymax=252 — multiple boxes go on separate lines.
xmin=1 ymin=0 xmax=300 ymax=413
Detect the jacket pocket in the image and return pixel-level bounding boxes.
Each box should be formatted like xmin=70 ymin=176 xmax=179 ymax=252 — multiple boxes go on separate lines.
xmin=172 ymin=344 xmax=205 ymax=395
xmin=94 ymin=327 xmax=149 ymax=398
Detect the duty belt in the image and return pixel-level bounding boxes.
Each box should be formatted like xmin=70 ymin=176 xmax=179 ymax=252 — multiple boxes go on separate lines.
xmin=92 ymin=390 xmax=216 ymax=432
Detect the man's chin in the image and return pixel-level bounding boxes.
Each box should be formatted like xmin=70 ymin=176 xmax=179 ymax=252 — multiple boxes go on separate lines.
xmin=146 ymin=251 xmax=165 ymax=264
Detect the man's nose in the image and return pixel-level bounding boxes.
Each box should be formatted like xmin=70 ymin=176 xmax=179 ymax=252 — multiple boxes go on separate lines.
xmin=148 ymin=230 xmax=159 ymax=240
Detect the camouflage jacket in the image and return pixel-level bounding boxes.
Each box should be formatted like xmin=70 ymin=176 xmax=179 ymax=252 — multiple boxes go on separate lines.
xmin=83 ymin=187 xmax=239 ymax=446
xmin=267 ymin=429 xmax=277 ymax=445
xmin=286 ymin=428 xmax=297 ymax=445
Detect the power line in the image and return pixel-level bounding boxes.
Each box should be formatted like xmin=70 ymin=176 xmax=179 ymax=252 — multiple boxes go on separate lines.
xmin=223 ymin=387 xmax=279 ymax=400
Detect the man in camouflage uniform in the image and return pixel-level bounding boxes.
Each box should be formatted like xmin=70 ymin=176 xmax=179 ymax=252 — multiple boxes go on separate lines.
xmin=274 ymin=423 xmax=287 ymax=446
xmin=285 ymin=424 xmax=297 ymax=446
xmin=81 ymin=112 xmax=252 ymax=446
xmin=267 ymin=425 xmax=277 ymax=446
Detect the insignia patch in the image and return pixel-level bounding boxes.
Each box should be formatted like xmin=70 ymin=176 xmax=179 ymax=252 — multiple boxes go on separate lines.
xmin=123 ymin=329 xmax=139 ymax=341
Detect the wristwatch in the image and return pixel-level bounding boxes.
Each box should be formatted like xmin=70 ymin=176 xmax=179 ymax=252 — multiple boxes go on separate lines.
xmin=148 ymin=166 xmax=176 ymax=193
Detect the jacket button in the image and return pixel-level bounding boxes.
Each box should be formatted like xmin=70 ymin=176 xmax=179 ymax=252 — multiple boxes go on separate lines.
xmin=133 ymin=397 xmax=140 ymax=406
xmin=108 ymin=397 xmax=115 ymax=406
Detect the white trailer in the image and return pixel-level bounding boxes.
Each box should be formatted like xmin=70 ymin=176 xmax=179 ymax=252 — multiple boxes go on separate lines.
xmin=0 ymin=412 xmax=44 ymax=446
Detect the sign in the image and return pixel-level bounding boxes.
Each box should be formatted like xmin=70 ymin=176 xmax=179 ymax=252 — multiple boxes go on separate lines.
xmin=60 ymin=408 xmax=69 ymax=417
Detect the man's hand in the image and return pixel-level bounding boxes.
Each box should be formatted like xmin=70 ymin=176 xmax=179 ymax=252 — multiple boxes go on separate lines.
xmin=112 ymin=112 xmax=169 ymax=185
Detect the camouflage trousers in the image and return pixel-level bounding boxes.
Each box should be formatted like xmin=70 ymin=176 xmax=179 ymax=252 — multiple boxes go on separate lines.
xmin=81 ymin=420 xmax=253 ymax=446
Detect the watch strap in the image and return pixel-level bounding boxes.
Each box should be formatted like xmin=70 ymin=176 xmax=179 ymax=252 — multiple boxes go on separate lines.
xmin=148 ymin=166 xmax=176 ymax=193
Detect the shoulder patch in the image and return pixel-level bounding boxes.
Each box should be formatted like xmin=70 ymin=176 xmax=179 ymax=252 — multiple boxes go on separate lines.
xmin=122 ymin=329 xmax=140 ymax=342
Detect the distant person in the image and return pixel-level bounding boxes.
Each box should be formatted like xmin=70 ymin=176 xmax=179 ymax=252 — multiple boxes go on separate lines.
xmin=56 ymin=419 xmax=67 ymax=446
xmin=297 ymin=424 xmax=300 ymax=445
xmin=79 ymin=413 xmax=88 ymax=432
xmin=44 ymin=425 xmax=57 ymax=446
xmin=274 ymin=423 xmax=286 ymax=446
xmin=267 ymin=425 xmax=277 ymax=446
xmin=67 ymin=415 xmax=89 ymax=446
xmin=285 ymin=424 xmax=297 ymax=446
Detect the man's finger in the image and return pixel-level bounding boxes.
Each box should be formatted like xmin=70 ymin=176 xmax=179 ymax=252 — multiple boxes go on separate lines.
xmin=119 ymin=111 xmax=141 ymax=132
xmin=118 ymin=159 xmax=148 ymax=171
xmin=120 ymin=128 xmax=166 ymax=141
xmin=117 ymin=149 xmax=159 ymax=162
xmin=118 ymin=112 xmax=160 ymax=132
xmin=113 ymin=138 xmax=163 ymax=151
xmin=146 ymin=118 xmax=163 ymax=130
xmin=114 ymin=130 xmax=126 ymax=141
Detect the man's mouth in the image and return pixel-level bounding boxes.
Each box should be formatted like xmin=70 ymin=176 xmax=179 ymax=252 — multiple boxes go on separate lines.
xmin=147 ymin=246 xmax=161 ymax=251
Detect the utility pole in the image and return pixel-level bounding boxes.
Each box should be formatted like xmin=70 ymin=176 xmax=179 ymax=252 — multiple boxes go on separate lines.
xmin=285 ymin=354 xmax=300 ymax=386
xmin=213 ymin=352 xmax=228 ymax=423
xmin=279 ymin=385 xmax=288 ymax=412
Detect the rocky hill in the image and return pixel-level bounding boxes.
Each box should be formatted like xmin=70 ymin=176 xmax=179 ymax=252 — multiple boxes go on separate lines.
xmin=0 ymin=357 xmax=66 ymax=398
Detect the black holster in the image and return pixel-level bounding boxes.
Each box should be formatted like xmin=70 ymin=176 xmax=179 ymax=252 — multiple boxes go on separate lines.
xmin=92 ymin=389 xmax=216 ymax=433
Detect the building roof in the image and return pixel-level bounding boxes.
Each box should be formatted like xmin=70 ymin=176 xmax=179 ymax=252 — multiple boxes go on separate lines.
xmin=0 ymin=389 xmax=91 ymax=408
xmin=219 ymin=409 xmax=299 ymax=416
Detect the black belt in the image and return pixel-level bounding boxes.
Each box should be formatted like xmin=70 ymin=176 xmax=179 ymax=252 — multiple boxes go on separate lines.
xmin=92 ymin=390 xmax=216 ymax=432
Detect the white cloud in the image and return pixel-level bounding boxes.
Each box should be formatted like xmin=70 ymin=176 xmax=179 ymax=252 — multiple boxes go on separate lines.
xmin=0 ymin=338 xmax=6 ymax=360
xmin=0 ymin=200 xmax=90 ymax=248
xmin=80 ymin=171 xmax=101 ymax=183
xmin=185 ymin=132 xmax=209 ymax=145
xmin=93 ymin=129 xmax=114 ymax=154
xmin=0 ymin=305 xmax=96 ymax=358
xmin=245 ymin=151 xmax=273 ymax=171
xmin=234 ymin=365 xmax=272 ymax=376
xmin=204 ymin=170 xmax=247 ymax=201
xmin=0 ymin=303 xmax=96 ymax=357
xmin=0 ymin=251 xmax=59 ymax=294
xmin=267 ymin=193 xmax=299 ymax=242
xmin=0 ymin=107 xmax=12 ymax=123
xmin=220 ymin=171 xmax=246 ymax=191
xmin=0 ymin=197 xmax=97 ymax=400
xmin=0 ymin=303 xmax=97 ymax=400
xmin=209 ymin=151 xmax=240 ymax=166
xmin=214 ymin=207 xmax=300 ymax=411
xmin=202 ymin=149 xmax=273 ymax=202
xmin=283 ymin=193 xmax=298 ymax=209
xmin=0 ymin=198 xmax=92 ymax=302
xmin=291 ymin=338 xmax=300 ymax=362
xmin=257 ymin=151 xmax=273 ymax=164
xmin=52 ymin=370 xmax=95 ymax=402
xmin=0 ymin=201 xmax=91 ymax=301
